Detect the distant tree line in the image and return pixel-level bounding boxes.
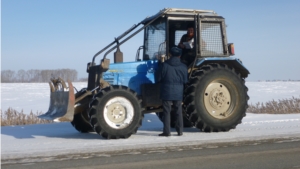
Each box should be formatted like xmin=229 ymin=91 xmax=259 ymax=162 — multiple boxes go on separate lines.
xmin=1 ymin=69 xmax=78 ymax=83
xmin=258 ymin=80 xmax=300 ymax=82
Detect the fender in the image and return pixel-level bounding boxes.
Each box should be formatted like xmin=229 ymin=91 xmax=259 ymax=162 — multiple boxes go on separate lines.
xmin=195 ymin=57 xmax=250 ymax=78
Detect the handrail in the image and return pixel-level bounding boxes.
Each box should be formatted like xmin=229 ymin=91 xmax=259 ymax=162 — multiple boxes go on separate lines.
xmin=91 ymin=8 xmax=171 ymax=64
xmin=135 ymin=46 xmax=144 ymax=61
xmin=91 ymin=24 xmax=140 ymax=64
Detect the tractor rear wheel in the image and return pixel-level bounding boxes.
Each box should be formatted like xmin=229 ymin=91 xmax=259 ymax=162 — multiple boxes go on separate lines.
xmin=71 ymin=88 xmax=93 ymax=133
xmin=89 ymin=85 xmax=143 ymax=139
xmin=184 ymin=63 xmax=249 ymax=132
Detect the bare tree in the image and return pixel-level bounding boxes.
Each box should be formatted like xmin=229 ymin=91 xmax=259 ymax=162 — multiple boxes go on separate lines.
xmin=1 ymin=69 xmax=78 ymax=83
xmin=17 ymin=69 xmax=28 ymax=82
xmin=27 ymin=69 xmax=41 ymax=82
xmin=1 ymin=70 xmax=16 ymax=82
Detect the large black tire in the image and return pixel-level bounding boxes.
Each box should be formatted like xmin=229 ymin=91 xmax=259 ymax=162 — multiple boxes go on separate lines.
xmin=71 ymin=88 xmax=93 ymax=133
xmin=184 ymin=63 xmax=249 ymax=132
xmin=89 ymin=85 xmax=144 ymax=139
xmin=71 ymin=112 xmax=93 ymax=133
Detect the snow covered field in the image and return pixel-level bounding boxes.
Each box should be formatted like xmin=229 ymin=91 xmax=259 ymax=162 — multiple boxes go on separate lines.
xmin=1 ymin=82 xmax=300 ymax=114
xmin=1 ymin=82 xmax=300 ymax=163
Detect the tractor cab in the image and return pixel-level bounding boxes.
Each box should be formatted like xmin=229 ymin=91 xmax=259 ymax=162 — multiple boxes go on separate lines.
xmin=139 ymin=8 xmax=233 ymax=67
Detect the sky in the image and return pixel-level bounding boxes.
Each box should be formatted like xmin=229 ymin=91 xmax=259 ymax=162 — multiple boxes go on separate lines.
xmin=1 ymin=0 xmax=300 ymax=81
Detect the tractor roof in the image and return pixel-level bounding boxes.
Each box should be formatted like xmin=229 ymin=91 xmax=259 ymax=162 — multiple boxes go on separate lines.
xmin=141 ymin=8 xmax=218 ymax=24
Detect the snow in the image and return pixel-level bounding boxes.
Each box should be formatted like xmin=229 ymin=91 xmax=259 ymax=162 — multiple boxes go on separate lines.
xmin=1 ymin=82 xmax=87 ymax=114
xmin=246 ymin=81 xmax=300 ymax=104
xmin=1 ymin=82 xmax=300 ymax=163
xmin=2 ymin=82 xmax=300 ymax=114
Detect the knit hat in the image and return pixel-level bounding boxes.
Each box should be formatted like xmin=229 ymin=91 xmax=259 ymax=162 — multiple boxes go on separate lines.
xmin=170 ymin=47 xmax=182 ymax=56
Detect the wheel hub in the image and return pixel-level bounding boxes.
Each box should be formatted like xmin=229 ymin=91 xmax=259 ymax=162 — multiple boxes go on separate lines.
xmin=106 ymin=103 xmax=126 ymax=123
xmin=103 ymin=96 xmax=134 ymax=129
xmin=209 ymin=89 xmax=227 ymax=109
xmin=204 ymin=82 xmax=231 ymax=119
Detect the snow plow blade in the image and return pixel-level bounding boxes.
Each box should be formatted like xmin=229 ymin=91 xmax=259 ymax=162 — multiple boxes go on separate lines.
xmin=38 ymin=78 xmax=75 ymax=122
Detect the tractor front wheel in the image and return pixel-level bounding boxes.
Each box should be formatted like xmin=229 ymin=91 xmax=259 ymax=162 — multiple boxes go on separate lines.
xmin=89 ymin=85 xmax=143 ymax=139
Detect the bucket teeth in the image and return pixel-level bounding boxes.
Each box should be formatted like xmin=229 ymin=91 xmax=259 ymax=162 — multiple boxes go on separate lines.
xmin=50 ymin=77 xmax=67 ymax=92
xmin=49 ymin=81 xmax=55 ymax=92
xmin=38 ymin=78 xmax=75 ymax=122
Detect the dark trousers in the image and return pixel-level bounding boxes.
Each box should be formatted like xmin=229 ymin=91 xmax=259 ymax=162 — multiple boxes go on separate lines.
xmin=162 ymin=100 xmax=183 ymax=134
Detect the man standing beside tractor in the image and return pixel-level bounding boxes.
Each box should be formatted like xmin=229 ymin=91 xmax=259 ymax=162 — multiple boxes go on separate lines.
xmin=157 ymin=47 xmax=188 ymax=136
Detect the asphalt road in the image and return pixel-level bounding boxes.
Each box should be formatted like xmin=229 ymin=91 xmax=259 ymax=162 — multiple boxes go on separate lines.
xmin=2 ymin=138 xmax=300 ymax=169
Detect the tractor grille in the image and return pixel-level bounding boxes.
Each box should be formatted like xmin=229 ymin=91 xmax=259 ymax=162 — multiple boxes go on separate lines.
xmin=103 ymin=73 xmax=115 ymax=85
xmin=201 ymin=22 xmax=224 ymax=56
xmin=105 ymin=78 xmax=114 ymax=85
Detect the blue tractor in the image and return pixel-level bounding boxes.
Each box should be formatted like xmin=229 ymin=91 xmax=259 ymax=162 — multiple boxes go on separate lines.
xmin=39 ymin=8 xmax=250 ymax=139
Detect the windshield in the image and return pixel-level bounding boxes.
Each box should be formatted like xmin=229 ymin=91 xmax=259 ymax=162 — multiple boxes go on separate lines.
xmin=144 ymin=18 xmax=166 ymax=60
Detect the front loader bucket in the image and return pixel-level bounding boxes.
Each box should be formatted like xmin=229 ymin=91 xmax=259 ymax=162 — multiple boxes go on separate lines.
xmin=38 ymin=78 xmax=75 ymax=122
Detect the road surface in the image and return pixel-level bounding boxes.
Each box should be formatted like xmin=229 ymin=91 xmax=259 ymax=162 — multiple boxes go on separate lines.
xmin=2 ymin=138 xmax=300 ymax=169
xmin=2 ymin=113 xmax=300 ymax=168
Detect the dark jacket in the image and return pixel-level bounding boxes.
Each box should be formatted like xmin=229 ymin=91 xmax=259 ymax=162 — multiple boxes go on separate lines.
xmin=157 ymin=57 xmax=188 ymax=101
